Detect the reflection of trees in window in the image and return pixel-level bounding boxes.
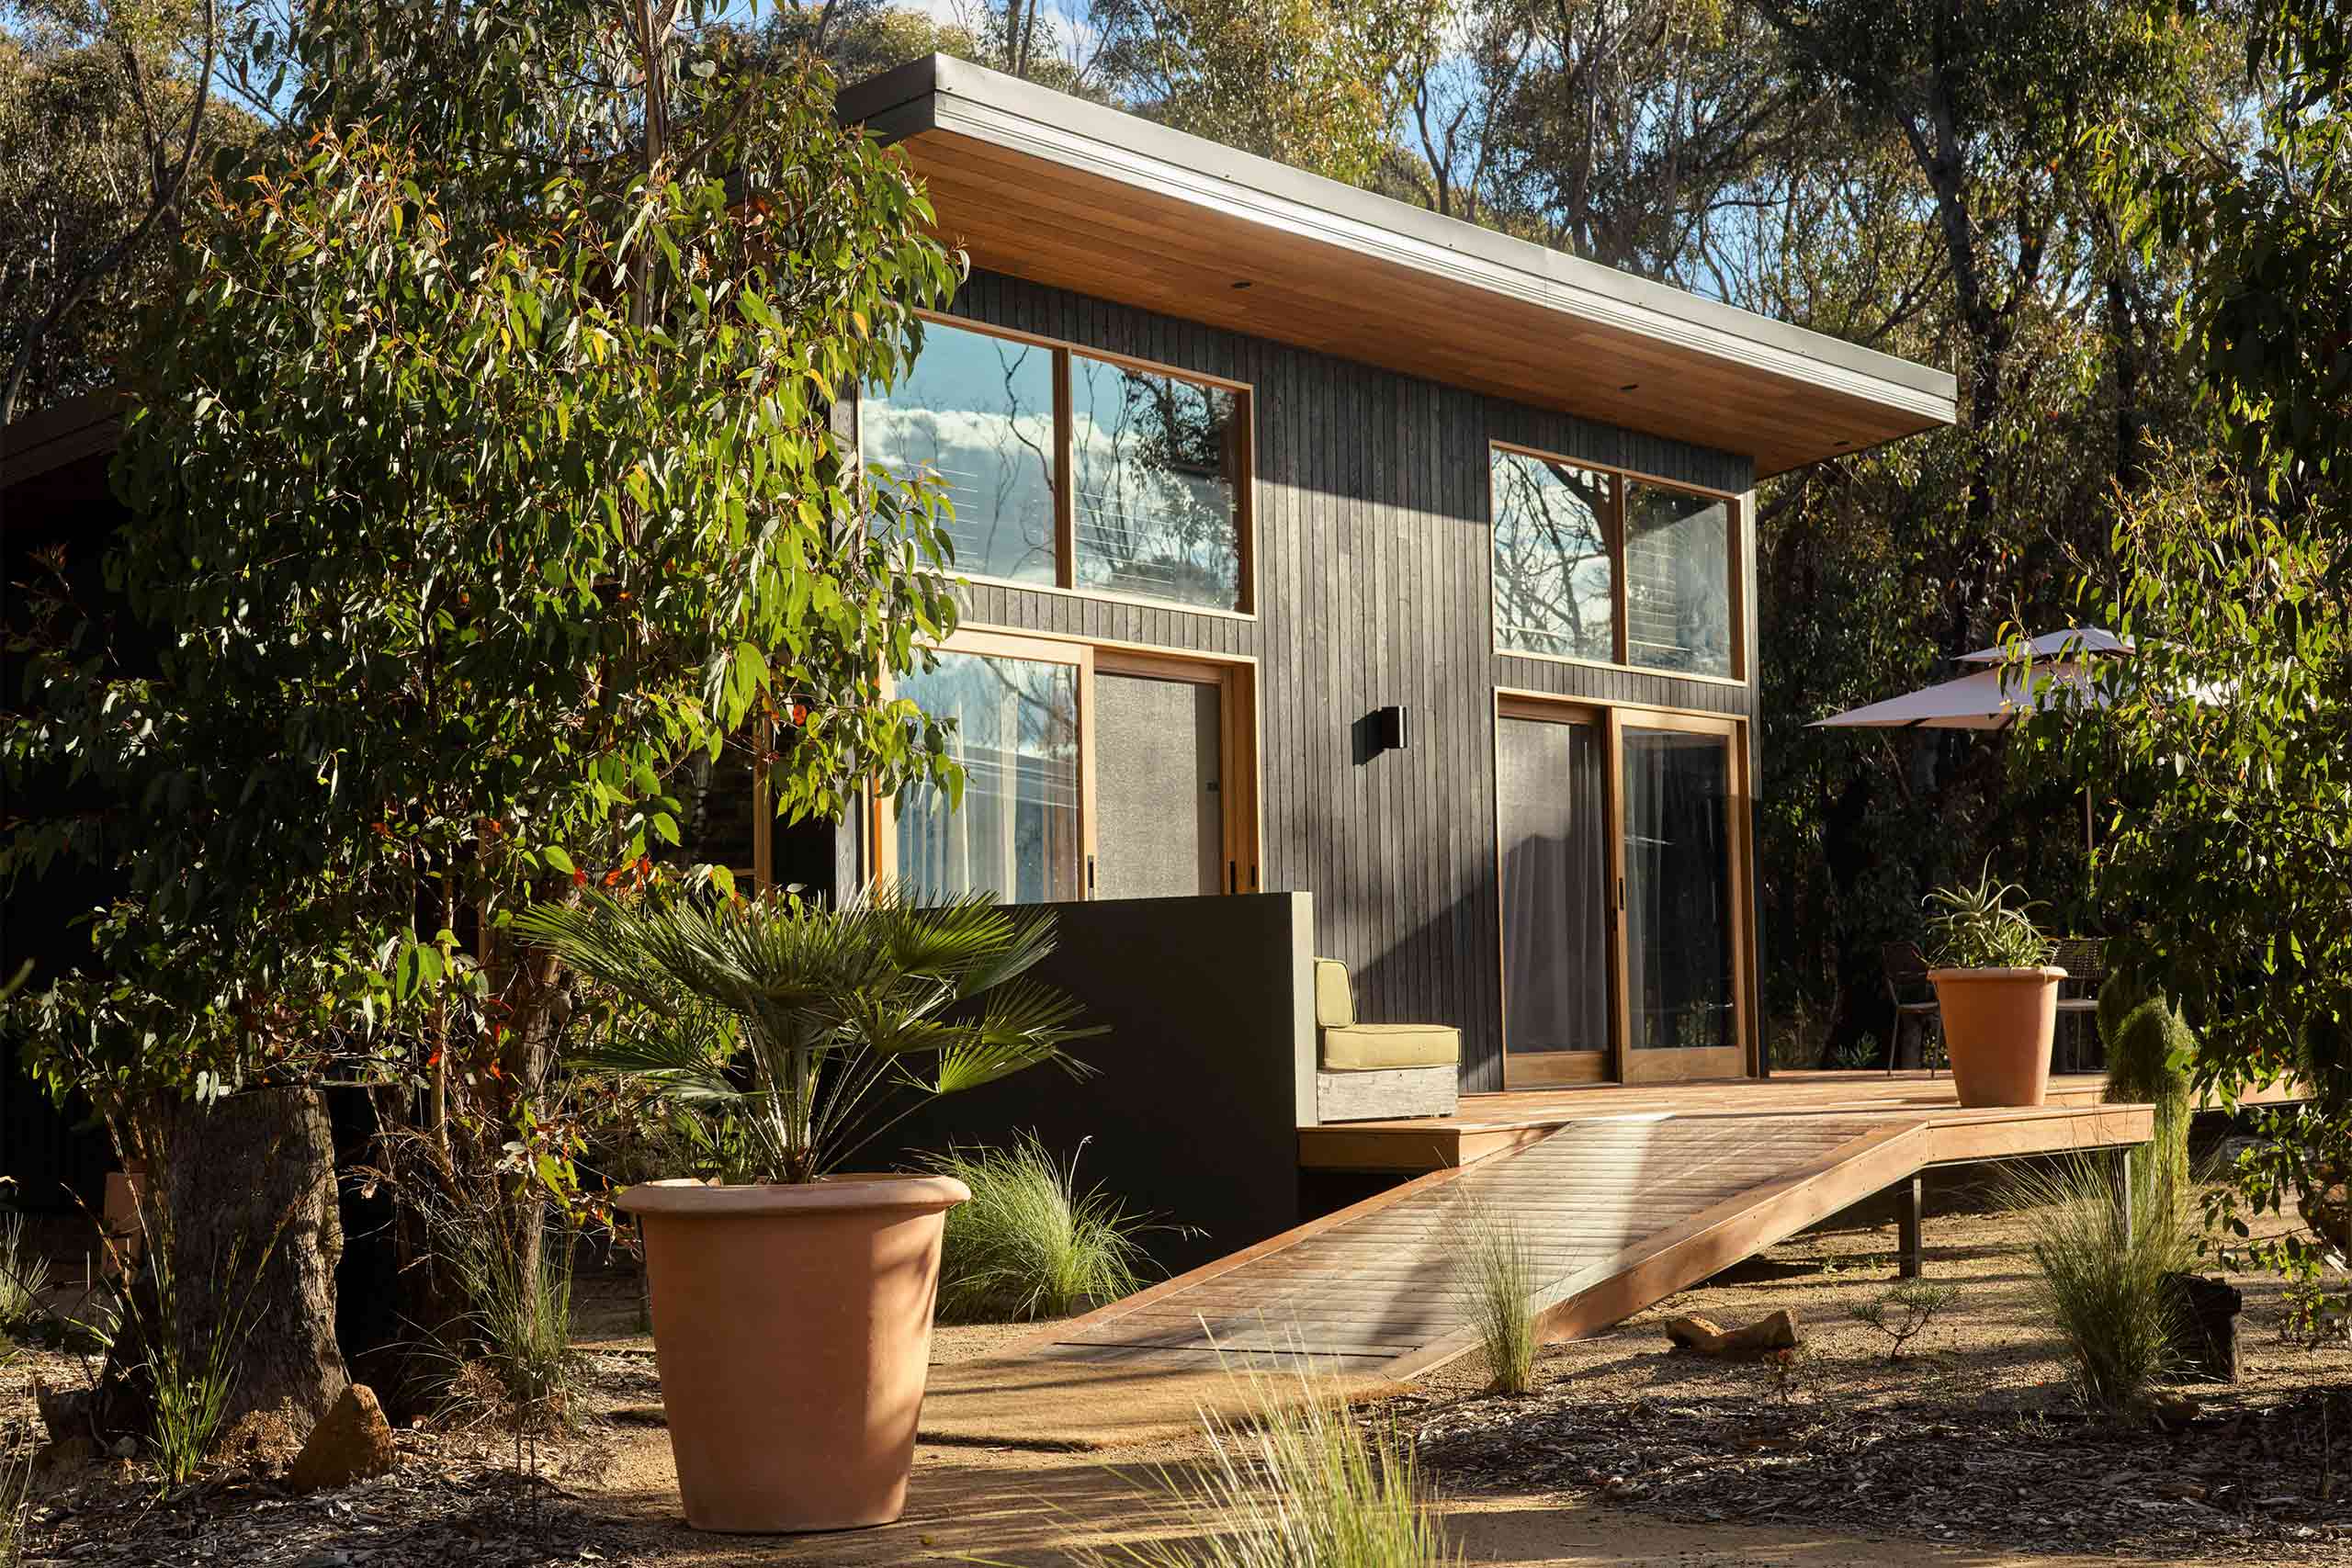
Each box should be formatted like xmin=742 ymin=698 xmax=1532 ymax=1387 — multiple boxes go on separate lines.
xmin=1623 ymin=485 xmax=1730 ymax=676
xmin=1071 ymin=356 xmax=1242 ymax=610
xmin=1492 ymin=451 xmax=1614 ymax=660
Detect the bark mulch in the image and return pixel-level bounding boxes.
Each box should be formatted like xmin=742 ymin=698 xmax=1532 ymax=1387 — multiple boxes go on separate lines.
xmin=1409 ymin=1374 xmax=2352 ymax=1562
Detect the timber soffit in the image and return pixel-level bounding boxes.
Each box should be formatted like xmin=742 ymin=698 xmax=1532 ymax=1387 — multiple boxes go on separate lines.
xmin=837 ymin=55 xmax=1959 ymax=479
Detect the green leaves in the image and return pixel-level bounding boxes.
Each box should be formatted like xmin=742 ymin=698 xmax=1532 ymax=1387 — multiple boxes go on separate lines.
xmin=9 ymin=34 xmax=966 ymax=1122
xmin=516 ymin=885 xmax=1102 ymax=1183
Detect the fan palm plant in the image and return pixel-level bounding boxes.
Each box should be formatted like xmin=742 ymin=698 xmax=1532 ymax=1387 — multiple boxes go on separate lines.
xmin=516 ymin=884 xmax=1101 ymax=1185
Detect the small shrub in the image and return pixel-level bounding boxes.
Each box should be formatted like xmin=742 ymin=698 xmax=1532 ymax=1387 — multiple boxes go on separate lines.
xmin=2007 ymin=1154 xmax=2194 ymax=1413
xmin=1447 ymin=1193 xmax=1537 ymax=1395
xmin=1848 ymin=1280 xmax=1960 ymax=1360
xmin=440 ymin=1220 xmax=582 ymax=1434
xmin=1077 ymin=1361 xmax=1458 ymax=1568
xmin=0 ymin=1214 xmax=50 ymax=1332
xmin=1924 ymin=862 xmax=2055 ymax=970
xmin=927 ymin=1135 xmax=1153 ymax=1323
xmin=143 ymin=1236 xmax=261 ymax=1486
xmin=2100 ymin=987 xmax=2196 ymax=1204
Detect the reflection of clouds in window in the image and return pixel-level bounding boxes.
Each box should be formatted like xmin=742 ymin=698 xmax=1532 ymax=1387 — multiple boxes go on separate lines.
xmin=863 ymin=321 xmax=1057 ymax=585
xmin=1070 ymin=356 xmax=1242 ymax=610
xmin=1492 ymin=450 xmax=1614 ymax=661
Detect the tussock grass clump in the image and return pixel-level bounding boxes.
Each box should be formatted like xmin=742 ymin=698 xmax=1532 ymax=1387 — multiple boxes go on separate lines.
xmin=0 ymin=1214 xmax=49 ymax=1332
xmin=1447 ymin=1192 xmax=1538 ymax=1394
xmin=1078 ymin=1362 xmax=1458 ymax=1568
xmin=440 ymin=1222 xmax=582 ymax=1434
xmin=2007 ymin=1154 xmax=2194 ymax=1413
xmin=927 ymin=1135 xmax=1152 ymax=1323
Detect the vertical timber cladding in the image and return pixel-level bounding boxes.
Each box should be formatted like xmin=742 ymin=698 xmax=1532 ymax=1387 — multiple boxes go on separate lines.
xmin=926 ymin=270 xmax=1757 ymax=1091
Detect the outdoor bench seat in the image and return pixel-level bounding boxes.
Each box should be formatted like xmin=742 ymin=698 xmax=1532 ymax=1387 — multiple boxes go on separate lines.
xmin=1312 ymin=957 xmax=1460 ymax=1122
xmin=1319 ymin=1023 xmax=1462 ymax=1071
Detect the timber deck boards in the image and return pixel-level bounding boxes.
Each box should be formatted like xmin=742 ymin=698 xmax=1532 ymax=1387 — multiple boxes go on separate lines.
xmin=1022 ymin=1072 xmax=2301 ymax=1377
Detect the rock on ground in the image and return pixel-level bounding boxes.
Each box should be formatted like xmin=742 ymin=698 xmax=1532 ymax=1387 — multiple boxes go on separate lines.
xmin=288 ymin=1383 xmax=398 ymax=1492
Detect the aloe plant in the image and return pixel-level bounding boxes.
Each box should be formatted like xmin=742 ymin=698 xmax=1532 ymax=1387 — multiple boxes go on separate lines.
xmin=518 ymin=886 xmax=1101 ymax=1185
xmin=1923 ymin=863 xmax=2056 ymax=970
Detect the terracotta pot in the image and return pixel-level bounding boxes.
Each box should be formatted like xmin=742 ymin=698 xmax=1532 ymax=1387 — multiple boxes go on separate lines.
xmin=1928 ymin=966 xmax=2068 ymax=1107
xmin=620 ymin=1173 xmax=969 ymax=1534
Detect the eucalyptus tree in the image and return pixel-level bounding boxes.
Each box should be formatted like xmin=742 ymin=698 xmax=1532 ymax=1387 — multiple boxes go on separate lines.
xmin=5 ymin=1 xmax=965 ymax=1425
xmin=2041 ymin=0 xmax=2352 ymax=1328
xmin=0 ymin=0 xmax=250 ymax=424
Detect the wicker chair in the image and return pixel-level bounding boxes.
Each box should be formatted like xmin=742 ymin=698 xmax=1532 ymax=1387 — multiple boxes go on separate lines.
xmin=2048 ymin=937 xmax=2109 ymax=1073
xmin=1880 ymin=941 xmax=1944 ymax=1077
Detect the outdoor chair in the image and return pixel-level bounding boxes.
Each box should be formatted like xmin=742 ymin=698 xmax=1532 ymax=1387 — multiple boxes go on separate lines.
xmin=1311 ymin=957 xmax=1460 ymax=1122
xmin=2048 ymin=937 xmax=2109 ymax=1073
xmin=1880 ymin=941 xmax=1943 ymax=1077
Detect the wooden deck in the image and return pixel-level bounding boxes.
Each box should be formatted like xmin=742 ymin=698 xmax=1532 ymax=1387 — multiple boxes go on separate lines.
xmin=1023 ymin=1071 xmax=2290 ymax=1378
xmin=1299 ymin=1069 xmax=2140 ymax=1172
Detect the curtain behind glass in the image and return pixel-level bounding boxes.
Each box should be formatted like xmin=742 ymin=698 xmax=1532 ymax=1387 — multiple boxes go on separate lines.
xmin=1498 ymin=716 xmax=1609 ymax=1054
xmin=1623 ymin=731 xmax=1733 ymax=1050
xmin=894 ymin=652 xmax=1082 ymax=904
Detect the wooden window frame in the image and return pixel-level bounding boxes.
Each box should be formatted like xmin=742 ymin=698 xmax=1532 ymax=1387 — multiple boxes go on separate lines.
xmin=1487 ymin=441 xmax=1746 ymax=687
xmin=858 ymin=310 xmax=1258 ymax=617
xmin=870 ymin=626 xmax=1261 ymax=902
xmin=1493 ymin=689 xmax=1757 ymax=1088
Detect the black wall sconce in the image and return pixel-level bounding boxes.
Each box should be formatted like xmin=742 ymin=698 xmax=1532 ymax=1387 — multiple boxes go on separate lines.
xmin=1353 ymin=705 xmax=1410 ymax=764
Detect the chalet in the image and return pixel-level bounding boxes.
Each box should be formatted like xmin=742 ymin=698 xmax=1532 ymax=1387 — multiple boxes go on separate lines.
xmin=820 ymin=53 xmax=1955 ymax=1102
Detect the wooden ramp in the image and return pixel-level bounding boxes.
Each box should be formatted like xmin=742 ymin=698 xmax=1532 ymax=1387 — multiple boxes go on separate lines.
xmin=1029 ymin=1089 xmax=2158 ymax=1378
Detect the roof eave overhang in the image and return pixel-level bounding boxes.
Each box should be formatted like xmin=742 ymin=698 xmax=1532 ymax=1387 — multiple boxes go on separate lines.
xmin=840 ymin=56 xmax=1958 ymax=479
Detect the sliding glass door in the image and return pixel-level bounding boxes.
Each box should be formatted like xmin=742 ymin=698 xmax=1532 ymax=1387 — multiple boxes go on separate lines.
xmin=892 ymin=638 xmax=1088 ymax=903
xmin=1094 ymin=669 xmax=1227 ymax=898
xmin=1618 ymin=717 xmax=1746 ymax=1082
xmin=1497 ymin=705 xmax=1612 ymax=1084
xmin=882 ymin=633 xmax=1256 ymax=906
xmin=1498 ymin=696 xmax=1749 ymax=1086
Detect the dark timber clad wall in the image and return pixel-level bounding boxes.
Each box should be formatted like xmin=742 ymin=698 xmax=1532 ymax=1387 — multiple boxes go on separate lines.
xmin=931 ymin=270 xmax=1758 ymax=1092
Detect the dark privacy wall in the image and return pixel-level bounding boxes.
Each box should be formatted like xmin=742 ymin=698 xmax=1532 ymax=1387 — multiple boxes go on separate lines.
xmin=905 ymin=271 xmax=1760 ymax=1091
xmin=881 ymin=892 xmax=1313 ymax=1275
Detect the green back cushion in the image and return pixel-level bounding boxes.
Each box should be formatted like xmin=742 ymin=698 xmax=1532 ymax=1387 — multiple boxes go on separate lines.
xmin=1312 ymin=957 xmax=1355 ymax=1030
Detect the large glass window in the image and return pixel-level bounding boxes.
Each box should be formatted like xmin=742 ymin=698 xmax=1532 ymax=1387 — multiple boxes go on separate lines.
xmin=1624 ymin=484 xmax=1732 ymax=677
xmin=1070 ymin=357 xmax=1245 ymax=609
xmin=865 ymin=316 xmax=1250 ymax=613
xmin=1492 ymin=452 xmax=1614 ymax=661
xmin=861 ymin=320 xmax=1058 ymax=586
xmin=1489 ymin=445 xmax=1736 ymax=678
xmin=892 ymin=651 xmax=1083 ymax=903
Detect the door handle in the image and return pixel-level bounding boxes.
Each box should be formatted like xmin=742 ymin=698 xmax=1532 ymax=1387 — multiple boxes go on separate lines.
xmin=1086 ymin=854 xmax=1096 ymax=897
xmin=1228 ymin=860 xmax=1238 ymax=895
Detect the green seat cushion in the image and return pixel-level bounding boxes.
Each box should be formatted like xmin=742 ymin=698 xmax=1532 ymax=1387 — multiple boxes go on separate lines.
xmin=1312 ymin=957 xmax=1355 ymax=1029
xmin=1320 ymin=1023 xmax=1461 ymax=1071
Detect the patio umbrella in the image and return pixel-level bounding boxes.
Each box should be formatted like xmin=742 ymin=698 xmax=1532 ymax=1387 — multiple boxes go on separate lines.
xmin=1955 ymin=626 xmax=2133 ymax=664
xmin=1810 ymin=628 xmax=2132 ymax=848
xmin=1805 ymin=658 xmax=2108 ymax=732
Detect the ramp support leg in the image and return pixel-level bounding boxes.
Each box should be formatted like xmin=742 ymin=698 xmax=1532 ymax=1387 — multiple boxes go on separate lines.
xmin=1896 ymin=1175 xmax=1925 ymax=1278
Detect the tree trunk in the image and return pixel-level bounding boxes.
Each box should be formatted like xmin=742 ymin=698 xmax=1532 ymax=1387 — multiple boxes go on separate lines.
xmin=137 ymin=1087 xmax=350 ymax=1433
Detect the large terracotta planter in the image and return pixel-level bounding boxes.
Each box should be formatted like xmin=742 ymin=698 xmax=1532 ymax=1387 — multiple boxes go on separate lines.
xmin=1928 ymin=965 xmax=2067 ymax=1107
xmin=621 ymin=1173 xmax=969 ymax=1533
